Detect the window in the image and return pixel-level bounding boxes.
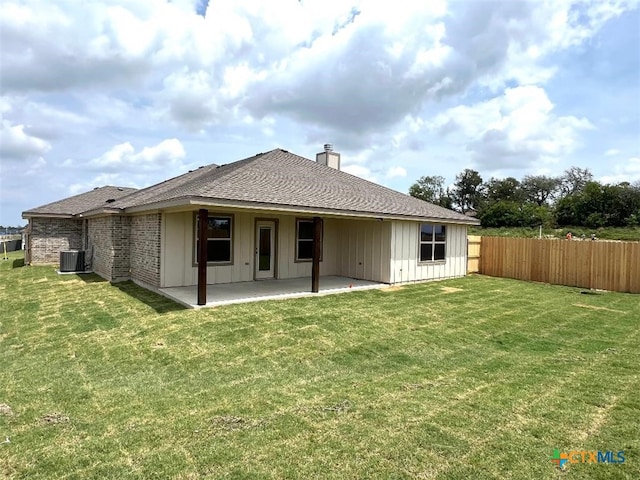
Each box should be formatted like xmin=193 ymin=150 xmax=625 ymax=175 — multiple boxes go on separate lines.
xmin=419 ymin=224 xmax=446 ymax=262
xmin=296 ymin=218 xmax=322 ymax=262
xmin=195 ymin=215 xmax=233 ymax=264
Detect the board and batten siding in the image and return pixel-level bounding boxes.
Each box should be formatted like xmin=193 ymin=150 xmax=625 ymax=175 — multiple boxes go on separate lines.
xmin=335 ymin=219 xmax=391 ymax=283
xmin=161 ymin=211 xmax=339 ymax=288
xmin=389 ymin=221 xmax=467 ymax=284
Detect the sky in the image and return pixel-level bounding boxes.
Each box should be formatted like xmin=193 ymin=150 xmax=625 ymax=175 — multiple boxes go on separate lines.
xmin=1 ymin=0 xmax=639 ymax=226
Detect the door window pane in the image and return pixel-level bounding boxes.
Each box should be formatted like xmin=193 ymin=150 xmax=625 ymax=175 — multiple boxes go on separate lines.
xmin=259 ymin=227 xmax=271 ymax=271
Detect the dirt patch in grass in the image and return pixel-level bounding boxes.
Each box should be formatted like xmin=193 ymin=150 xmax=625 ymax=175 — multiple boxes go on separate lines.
xmin=441 ymin=287 xmax=464 ymax=294
xmin=381 ymin=286 xmax=404 ymax=293
xmin=402 ymin=383 xmax=424 ymax=391
xmin=321 ymin=400 xmax=352 ymax=413
xmin=572 ymin=303 xmax=626 ymax=314
xmin=0 ymin=404 xmax=13 ymax=416
xmin=41 ymin=413 xmax=69 ymax=425
xmin=576 ymin=396 xmax=618 ymax=442
xmin=210 ymin=416 xmax=265 ymax=432
xmin=60 ymin=279 xmax=87 ymax=286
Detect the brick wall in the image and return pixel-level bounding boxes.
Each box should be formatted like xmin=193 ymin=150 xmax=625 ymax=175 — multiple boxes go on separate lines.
xmin=31 ymin=213 xmax=161 ymax=284
xmin=87 ymin=216 xmax=115 ymax=280
xmin=130 ymin=214 xmax=161 ymax=287
xmin=87 ymin=214 xmax=161 ymax=284
xmin=28 ymin=217 xmax=83 ymax=264
xmin=112 ymin=216 xmax=131 ymax=282
xmin=87 ymin=215 xmax=131 ymax=282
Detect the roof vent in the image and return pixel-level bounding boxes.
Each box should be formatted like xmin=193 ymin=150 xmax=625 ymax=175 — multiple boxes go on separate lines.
xmin=105 ymin=198 xmax=116 ymax=203
xmin=316 ymin=144 xmax=340 ymax=170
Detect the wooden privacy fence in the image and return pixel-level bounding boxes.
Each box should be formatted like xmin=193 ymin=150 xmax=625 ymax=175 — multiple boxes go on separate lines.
xmin=477 ymin=237 xmax=640 ymax=294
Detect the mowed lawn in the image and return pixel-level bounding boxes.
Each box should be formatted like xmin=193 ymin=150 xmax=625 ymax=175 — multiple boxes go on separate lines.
xmin=1 ymin=251 xmax=638 ymax=479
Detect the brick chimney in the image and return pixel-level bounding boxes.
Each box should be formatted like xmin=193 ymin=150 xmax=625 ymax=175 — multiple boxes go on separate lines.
xmin=316 ymin=144 xmax=340 ymax=170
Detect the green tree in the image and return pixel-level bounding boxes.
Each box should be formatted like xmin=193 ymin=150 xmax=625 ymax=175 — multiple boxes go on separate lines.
xmin=480 ymin=201 xmax=552 ymax=228
xmin=484 ymin=177 xmax=523 ymax=203
xmin=560 ymin=167 xmax=593 ymax=196
xmin=554 ymin=195 xmax=580 ymax=226
xmin=409 ymin=176 xmax=446 ymax=204
xmin=409 ymin=175 xmax=454 ymax=208
xmin=439 ymin=188 xmax=454 ymax=209
xmin=521 ymin=175 xmax=561 ymax=206
xmin=452 ymin=169 xmax=484 ymax=214
xmin=554 ymin=180 xmax=640 ymax=227
xmin=479 ymin=201 xmax=522 ymax=227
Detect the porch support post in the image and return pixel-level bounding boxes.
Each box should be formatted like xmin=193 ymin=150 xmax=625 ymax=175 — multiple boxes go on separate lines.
xmin=311 ymin=216 xmax=323 ymax=293
xmin=197 ymin=208 xmax=208 ymax=306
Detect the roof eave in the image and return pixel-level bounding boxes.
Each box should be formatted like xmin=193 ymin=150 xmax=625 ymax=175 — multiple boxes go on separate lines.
xmin=22 ymin=212 xmax=75 ymax=219
xmin=78 ymin=207 xmax=123 ymax=218
xmin=123 ymin=196 xmax=479 ymax=225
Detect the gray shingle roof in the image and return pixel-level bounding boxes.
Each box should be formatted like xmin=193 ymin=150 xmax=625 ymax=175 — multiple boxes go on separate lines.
xmin=23 ymin=186 xmax=137 ymax=216
xmin=103 ymin=162 xmax=221 ymax=211
xmin=109 ymin=149 xmax=477 ymax=224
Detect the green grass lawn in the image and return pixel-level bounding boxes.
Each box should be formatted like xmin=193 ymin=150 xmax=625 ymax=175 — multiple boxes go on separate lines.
xmin=1 ymin=251 xmax=638 ymax=479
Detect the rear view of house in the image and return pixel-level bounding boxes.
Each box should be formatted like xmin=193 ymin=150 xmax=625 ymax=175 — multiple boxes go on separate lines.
xmin=23 ymin=146 xmax=479 ymax=304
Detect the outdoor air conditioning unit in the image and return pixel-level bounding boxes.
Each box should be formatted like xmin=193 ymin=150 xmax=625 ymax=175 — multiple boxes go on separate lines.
xmin=60 ymin=250 xmax=85 ymax=273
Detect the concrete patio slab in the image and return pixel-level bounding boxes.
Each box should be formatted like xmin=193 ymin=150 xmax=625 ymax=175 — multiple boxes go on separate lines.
xmin=159 ymin=276 xmax=387 ymax=308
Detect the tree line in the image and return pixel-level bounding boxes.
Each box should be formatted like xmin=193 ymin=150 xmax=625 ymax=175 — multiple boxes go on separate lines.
xmin=409 ymin=167 xmax=640 ymax=228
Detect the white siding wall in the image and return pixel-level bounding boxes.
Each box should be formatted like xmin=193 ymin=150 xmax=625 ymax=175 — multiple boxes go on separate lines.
xmin=161 ymin=211 xmax=339 ymax=287
xmin=161 ymin=212 xmax=467 ymax=287
xmin=336 ymin=219 xmax=391 ymax=283
xmin=389 ymin=221 xmax=467 ymax=284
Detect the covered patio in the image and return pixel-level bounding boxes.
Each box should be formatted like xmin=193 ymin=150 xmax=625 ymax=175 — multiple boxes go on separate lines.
xmin=159 ymin=275 xmax=387 ymax=308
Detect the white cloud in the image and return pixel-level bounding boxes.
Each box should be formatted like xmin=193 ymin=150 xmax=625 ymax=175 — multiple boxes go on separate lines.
xmin=0 ymin=97 xmax=12 ymax=114
xmin=0 ymin=0 xmax=638 ymax=225
xmin=0 ymin=119 xmax=51 ymax=161
xmin=66 ymin=139 xmax=189 ymax=195
xmin=429 ymin=85 xmax=594 ymax=169
xmin=386 ymin=166 xmax=407 ymax=178
xmin=69 ymin=173 xmax=131 ymax=196
xmin=1 ymin=0 xmax=633 ymax=137
xmin=342 ymin=164 xmax=378 ymax=182
xmin=161 ymin=69 xmax=222 ymax=129
xmin=87 ymin=138 xmax=186 ymax=171
xmin=605 ymin=148 xmax=621 ymax=156
xmin=600 ymin=157 xmax=640 ymax=184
